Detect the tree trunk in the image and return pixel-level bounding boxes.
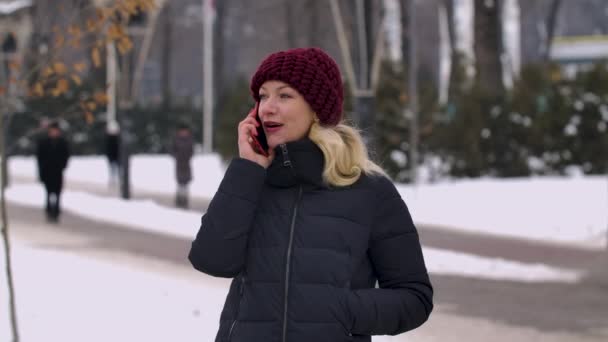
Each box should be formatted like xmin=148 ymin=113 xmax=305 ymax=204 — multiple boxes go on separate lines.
xmin=214 ymin=0 xmax=228 ymax=100
xmin=307 ymin=0 xmax=321 ymax=47
xmin=0 ymin=103 xmax=20 ymax=341
xmin=285 ymin=0 xmax=297 ymax=48
xmin=161 ymin=3 xmax=172 ymax=110
xmin=474 ymin=0 xmax=503 ymax=97
xmin=399 ymin=0 xmax=410 ymax=68
xmin=543 ymin=0 xmax=563 ymax=62
xmin=444 ymin=0 xmax=456 ymax=53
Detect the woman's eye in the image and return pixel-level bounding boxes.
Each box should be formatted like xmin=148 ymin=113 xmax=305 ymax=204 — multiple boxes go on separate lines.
xmin=280 ymin=93 xmax=292 ymax=99
xmin=259 ymin=94 xmax=268 ymax=100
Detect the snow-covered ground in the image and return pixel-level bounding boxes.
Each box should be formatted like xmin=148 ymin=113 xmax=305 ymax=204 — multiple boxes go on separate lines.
xmin=2 ymin=154 xmax=606 ymax=341
xmin=7 ymin=154 xmax=602 ymax=283
xmin=0 ymin=239 xmax=228 ymax=342
xmin=4 ymin=184 xmax=584 ymax=284
xmin=9 ymin=155 xmax=608 ymax=250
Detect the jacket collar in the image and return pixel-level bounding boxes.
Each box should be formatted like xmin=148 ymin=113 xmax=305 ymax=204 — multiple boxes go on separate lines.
xmin=266 ymin=138 xmax=325 ymax=188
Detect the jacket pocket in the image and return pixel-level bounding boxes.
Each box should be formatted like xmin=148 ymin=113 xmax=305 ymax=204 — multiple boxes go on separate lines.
xmin=226 ymin=275 xmax=246 ymax=341
xmin=327 ymin=284 xmax=354 ymax=340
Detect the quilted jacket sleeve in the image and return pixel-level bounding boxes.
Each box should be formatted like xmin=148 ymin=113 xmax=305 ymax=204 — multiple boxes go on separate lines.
xmin=345 ymin=176 xmax=433 ymax=335
xmin=188 ymin=158 xmax=266 ymax=278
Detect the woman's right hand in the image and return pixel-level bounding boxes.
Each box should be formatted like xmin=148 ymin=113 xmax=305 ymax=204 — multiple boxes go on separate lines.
xmin=238 ymin=107 xmax=275 ymax=168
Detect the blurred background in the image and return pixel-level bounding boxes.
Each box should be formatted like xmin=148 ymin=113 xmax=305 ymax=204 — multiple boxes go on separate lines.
xmin=0 ymin=0 xmax=607 ymax=341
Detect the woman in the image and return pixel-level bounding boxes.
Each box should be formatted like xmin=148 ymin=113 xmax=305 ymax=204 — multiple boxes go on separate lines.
xmin=189 ymin=47 xmax=433 ymax=342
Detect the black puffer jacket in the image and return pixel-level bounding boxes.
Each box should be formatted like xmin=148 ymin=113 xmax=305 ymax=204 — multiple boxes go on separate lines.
xmin=189 ymin=139 xmax=433 ymax=342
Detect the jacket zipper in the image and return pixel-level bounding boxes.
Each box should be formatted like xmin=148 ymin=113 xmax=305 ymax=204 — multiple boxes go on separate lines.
xmin=227 ymin=275 xmax=246 ymax=340
xmin=280 ymin=144 xmax=302 ymax=342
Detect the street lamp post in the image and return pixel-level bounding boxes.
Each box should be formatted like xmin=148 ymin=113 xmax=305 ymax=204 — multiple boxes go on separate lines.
xmin=202 ymin=0 xmax=214 ymax=153
xmin=408 ymin=0 xmax=419 ymax=185
xmin=116 ymin=11 xmax=147 ymax=200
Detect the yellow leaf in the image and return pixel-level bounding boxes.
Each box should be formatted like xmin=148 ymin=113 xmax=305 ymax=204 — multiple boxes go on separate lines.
xmin=74 ymin=62 xmax=87 ymax=73
xmin=107 ymin=24 xmax=124 ymax=40
xmin=71 ymin=74 xmax=82 ymax=86
xmin=54 ymin=62 xmax=68 ymax=75
xmin=68 ymin=25 xmax=81 ymax=36
xmin=92 ymin=48 xmax=102 ymax=68
xmin=34 ymin=82 xmax=44 ymax=97
xmin=95 ymin=8 xmax=105 ymax=21
xmin=117 ymin=37 xmax=133 ymax=54
xmin=54 ymin=34 xmax=65 ymax=48
xmin=8 ymin=61 xmax=20 ymax=70
xmin=86 ymin=101 xmax=97 ymax=111
xmin=85 ymin=111 xmax=94 ymax=125
xmin=86 ymin=19 xmax=97 ymax=31
xmin=57 ymin=78 xmax=69 ymax=93
xmin=142 ymin=0 xmax=156 ymax=10
xmin=51 ymin=88 xmax=61 ymax=97
xmin=93 ymin=92 xmax=109 ymax=105
xmin=70 ymin=39 xmax=81 ymax=48
xmin=42 ymin=67 xmax=54 ymax=78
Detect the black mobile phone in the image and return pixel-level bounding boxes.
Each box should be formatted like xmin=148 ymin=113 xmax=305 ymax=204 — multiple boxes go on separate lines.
xmin=251 ymin=102 xmax=269 ymax=156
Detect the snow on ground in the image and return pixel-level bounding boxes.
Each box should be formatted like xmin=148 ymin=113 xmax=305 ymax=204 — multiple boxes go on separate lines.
xmin=0 ymin=238 xmax=425 ymax=342
xmin=1 ymin=155 xmax=600 ymax=342
xmin=6 ymin=184 xmax=583 ymax=284
xmin=0 ymin=239 xmax=228 ymax=342
xmin=10 ymin=154 xmax=225 ymax=200
xmin=397 ymin=176 xmax=608 ymax=250
xmin=9 ymin=155 xmax=608 ymax=250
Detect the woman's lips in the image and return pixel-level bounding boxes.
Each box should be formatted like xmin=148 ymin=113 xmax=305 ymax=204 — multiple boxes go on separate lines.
xmin=264 ymin=122 xmax=283 ymax=134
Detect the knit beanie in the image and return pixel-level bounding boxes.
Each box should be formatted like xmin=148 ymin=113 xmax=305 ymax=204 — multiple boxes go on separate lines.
xmin=250 ymin=47 xmax=344 ymax=126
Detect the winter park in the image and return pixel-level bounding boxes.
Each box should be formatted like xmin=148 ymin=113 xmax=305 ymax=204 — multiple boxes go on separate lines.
xmin=1 ymin=0 xmax=608 ymax=341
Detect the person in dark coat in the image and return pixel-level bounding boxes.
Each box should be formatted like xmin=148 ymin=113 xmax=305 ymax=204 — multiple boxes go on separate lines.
xmin=188 ymin=48 xmax=433 ymax=341
xmin=105 ymin=120 xmax=121 ymax=188
xmin=171 ymin=123 xmax=194 ymax=208
xmin=36 ymin=121 xmax=70 ymax=222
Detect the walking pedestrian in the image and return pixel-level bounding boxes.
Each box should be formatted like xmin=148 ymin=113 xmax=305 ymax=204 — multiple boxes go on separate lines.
xmin=171 ymin=122 xmax=194 ymax=208
xmin=188 ymin=47 xmax=433 ymax=341
xmin=105 ymin=120 xmax=121 ymax=188
xmin=36 ymin=121 xmax=70 ymax=222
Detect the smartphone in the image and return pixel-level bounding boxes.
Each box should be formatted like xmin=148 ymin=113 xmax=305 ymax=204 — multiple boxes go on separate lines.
xmin=250 ymin=102 xmax=269 ymax=157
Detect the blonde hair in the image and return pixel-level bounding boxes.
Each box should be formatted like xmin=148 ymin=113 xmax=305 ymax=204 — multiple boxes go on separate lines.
xmin=308 ymin=121 xmax=388 ymax=187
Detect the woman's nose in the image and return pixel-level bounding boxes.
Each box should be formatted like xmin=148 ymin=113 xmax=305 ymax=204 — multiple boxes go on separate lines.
xmin=260 ymin=99 xmax=277 ymax=116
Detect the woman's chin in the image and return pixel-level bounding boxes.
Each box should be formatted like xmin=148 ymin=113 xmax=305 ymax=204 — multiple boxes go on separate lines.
xmin=267 ymin=138 xmax=283 ymax=150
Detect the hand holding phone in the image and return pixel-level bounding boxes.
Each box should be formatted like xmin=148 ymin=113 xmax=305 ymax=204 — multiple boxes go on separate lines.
xmin=250 ymin=103 xmax=269 ymax=157
xmin=238 ymin=102 xmax=273 ymax=168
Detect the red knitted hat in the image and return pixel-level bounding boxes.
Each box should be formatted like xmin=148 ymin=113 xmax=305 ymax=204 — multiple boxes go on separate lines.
xmin=250 ymin=47 xmax=344 ymax=126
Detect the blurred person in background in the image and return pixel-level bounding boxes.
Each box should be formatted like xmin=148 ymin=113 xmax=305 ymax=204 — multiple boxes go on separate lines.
xmin=36 ymin=121 xmax=70 ymax=223
xmin=188 ymin=47 xmax=432 ymax=341
xmin=171 ymin=122 xmax=194 ymax=209
xmin=105 ymin=120 xmax=121 ymax=188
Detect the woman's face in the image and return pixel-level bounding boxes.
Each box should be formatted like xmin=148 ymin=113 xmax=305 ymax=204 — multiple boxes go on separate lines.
xmin=258 ymin=80 xmax=315 ymax=150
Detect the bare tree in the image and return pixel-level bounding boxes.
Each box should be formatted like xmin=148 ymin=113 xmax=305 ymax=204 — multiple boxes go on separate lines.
xmin=307 ymin=0 xmax=321 ymax=47
xmin=474 ymin=0 xmax=503 ymax=96
xmin=285 ymin=0 xmax=297 ymax=48
xmin=214 ymin=0 xmax=228 ymax=99
xmin=161 ymin=2 xmax=172 ymax=109
xmin=542 ymin=0 xmax=563 ymax=62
